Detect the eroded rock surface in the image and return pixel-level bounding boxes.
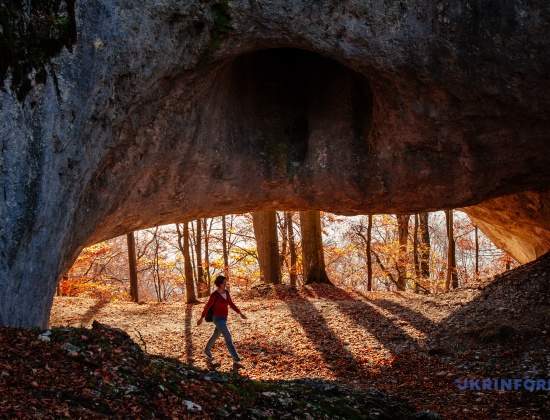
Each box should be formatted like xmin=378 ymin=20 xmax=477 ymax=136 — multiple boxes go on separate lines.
xmin=1 ymin=1 xmax=550 ymax=326
xmin=463 ymin=190 xmax=550 ymax=264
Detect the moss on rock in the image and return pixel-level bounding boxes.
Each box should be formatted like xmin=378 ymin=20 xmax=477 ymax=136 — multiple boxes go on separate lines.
xmin=0 ymin=0 xmax=77 ymax=101
xmin=198 ymin=0 xmax=232 ymax=65
xmin=211 ymin=0 xmax=232 ymax=41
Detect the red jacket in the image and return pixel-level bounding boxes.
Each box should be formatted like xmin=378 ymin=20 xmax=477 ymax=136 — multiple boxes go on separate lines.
xmin=201 ymin=290 xmax=241 ymax=319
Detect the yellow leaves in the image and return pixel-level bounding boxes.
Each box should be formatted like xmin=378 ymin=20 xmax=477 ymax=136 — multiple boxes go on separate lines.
xmin=59 ymin=277 xmax=127 ymax=301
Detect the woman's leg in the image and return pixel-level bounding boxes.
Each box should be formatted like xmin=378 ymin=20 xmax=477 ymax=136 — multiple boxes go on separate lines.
xmin=215 ymin=318 xmax=240 ymax=361
xmin=204 ymin=326 xmax=220 ymax=357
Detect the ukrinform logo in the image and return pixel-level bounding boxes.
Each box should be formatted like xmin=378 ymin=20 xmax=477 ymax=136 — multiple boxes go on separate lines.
xmin=454 ymin=378 xmax=550 ymax=392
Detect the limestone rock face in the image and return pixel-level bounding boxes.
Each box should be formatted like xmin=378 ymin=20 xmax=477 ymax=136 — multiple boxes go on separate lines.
xmin=1 ymin=1 xmax=550 ymax=327
xmin=463 ymin=191 xmax=550 ymax=264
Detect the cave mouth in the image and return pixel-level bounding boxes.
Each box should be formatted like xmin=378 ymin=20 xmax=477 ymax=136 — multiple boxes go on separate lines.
xmin=91 ymin=48 xmax=377 ymax=245
xmin=211 ymin=47 xmax=374 ymax=169
xmin=84 ymin=48 xmax=548 ymax=272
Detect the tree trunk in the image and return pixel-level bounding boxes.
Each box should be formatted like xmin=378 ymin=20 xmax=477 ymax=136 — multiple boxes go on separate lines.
xmin=176 ymin=223 xmax=198 ymax=303
xmin=396 ymin=214 xmax=409 ymax=291
xmin=183 ymin=222 xmax=198 ymax=303
xmin=413 ymin=214 xmax=420 ymax=293
xmin=366 ymin=214 xmax=373 ymax=291
xmin=195 ymin=219 xmax=207 ymax=297
xmin=418 ymin=212 xmax=431 ymax=279
xmin=127 ymin=231 xmax=139 ymax=303
xmin=445 ymin=209 xmax=458 ymax=290
xmin=203 ymin=218 xmax=212 ymax=292
xmin=299 ymin=210 xmax=330 ymax=284
xmin=286 ymin=212 xmax=298 ymax=287
xmin=474 ymin=225 xmax=479 ymax=277
xmin=413 ymin=215 xmax=420 ymax=277
xmin=372 ymin=250 xmax=396 ymax=287
xmin=151 ymin=230 xmax=162 ymax=302
xmin=189 ymin=222 xmax=197 ymax=284
xmin=222 ymin=215 xmax=230 ymax=279
xmin=252 ymin=210 xmax=281 ymax=284
xmin=280 ymin=212 xmax=288 ymax=273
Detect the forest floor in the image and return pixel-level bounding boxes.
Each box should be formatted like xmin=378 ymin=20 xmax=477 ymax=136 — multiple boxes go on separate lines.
xmin=46 ymin=253 xmax=550 ymax=418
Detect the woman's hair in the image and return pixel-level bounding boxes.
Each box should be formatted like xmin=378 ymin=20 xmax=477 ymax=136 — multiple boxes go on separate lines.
xmin=214 ymin=275 xmax=226 ymax=287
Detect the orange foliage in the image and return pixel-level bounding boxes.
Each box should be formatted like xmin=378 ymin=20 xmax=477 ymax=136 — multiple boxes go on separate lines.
xmin=60 ymin=242 xmax=128 ymax=301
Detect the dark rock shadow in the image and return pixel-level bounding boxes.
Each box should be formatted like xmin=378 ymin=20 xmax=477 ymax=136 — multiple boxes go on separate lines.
xmin=428 ymin=252 xmax=550 ymax=353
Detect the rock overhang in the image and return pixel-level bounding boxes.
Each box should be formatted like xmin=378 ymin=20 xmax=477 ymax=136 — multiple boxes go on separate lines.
xmin=1 ymin=0 xmax=549 ymax=327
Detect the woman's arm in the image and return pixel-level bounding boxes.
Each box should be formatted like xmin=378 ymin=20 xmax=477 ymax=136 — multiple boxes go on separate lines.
xmin=200 ymin=294 xmax=216 ymax=319
xmin=227 ymin=293 xmax=246 ymax=318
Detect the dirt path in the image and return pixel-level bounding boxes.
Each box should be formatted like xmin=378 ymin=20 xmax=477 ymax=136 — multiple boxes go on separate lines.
xmin=50 ymin=290 xmax=456 ymax=378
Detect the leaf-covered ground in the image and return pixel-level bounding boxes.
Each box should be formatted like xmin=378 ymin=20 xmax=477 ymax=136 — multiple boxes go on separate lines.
xmin=0 ymin=321 xmax=423 ymax=418
xmin=9 ymin=254 xmax=550 ymax=418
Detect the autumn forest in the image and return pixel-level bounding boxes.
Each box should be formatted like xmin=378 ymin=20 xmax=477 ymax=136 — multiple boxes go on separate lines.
xmin=2 ymin=1 xmax=549 ymax=418
xmin=60 ymin=211 xmax=513 ymax=302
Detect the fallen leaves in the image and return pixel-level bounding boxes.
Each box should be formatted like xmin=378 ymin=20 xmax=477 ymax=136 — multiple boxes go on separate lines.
xmin=39 ymin=255 xmax=550 ymax=417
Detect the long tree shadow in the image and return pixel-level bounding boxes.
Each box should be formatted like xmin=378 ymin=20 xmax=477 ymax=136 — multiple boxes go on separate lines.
xmin=80 ymin=299 xmax=109 ymax=326
xmin=282 ymin=292 xmax=366 ymax=379
xmin=367 ymin=298 xmax=437 ymax=335
xmin=330 ymin=288 xmax=421 ymax=355
xmin=184 ymin=304 xmax=195 ymax=365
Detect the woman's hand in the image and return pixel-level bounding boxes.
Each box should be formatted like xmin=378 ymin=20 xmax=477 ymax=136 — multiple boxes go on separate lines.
xmin=240 ymin=313 xmax=247 ymax=320
xmin=197 ymin=317 xmax=203 ymax=326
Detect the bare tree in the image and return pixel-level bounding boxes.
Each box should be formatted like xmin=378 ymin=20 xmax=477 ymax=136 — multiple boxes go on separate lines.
xmin=418 ymin=212 xmax=430 ymax=279
xmin=127 ymin=231 xmax=139 ymax=302
xmin=366 ymin=214 xmax=373 ymax=291
xmin=445 ymin=209 xmax=458 ymax=290
xmin=413 ymin=215 xmax=420 ymax=278
xmin=203 ymin=218 xmax=212 ymax=291
xmin=176 ymin=223 xmax=198 ymax=303
xmin=286 ymin=212 xmax=298 ymax=287
xmin=413 ymin=215 xmax=422 ymax=293
xmin=150 ymin=228 xmax=164 ymax=302
xmin=373 ymin=250 xmax=397 ymax=287
xmin=279 ymin=212 xmax=288 ymax=271
xmin=252 ymin=210 xmax=281 ymax=284
xmin=222 ymin=215 xmax=230 ymax=279
xmin=474 ymin=225 xmax=479 ymax=277
xmin=350 ymin=216 xmax=375 ymax=291
xmin=195 ymin=219 xmax=207 ymax=296
xmin=299 ymin=210 xmax=330 ymax=284
xmin=189 ymin=222 xmax=197 ymax=284
xmin=396 ymin=214 xmax=410 ymax=291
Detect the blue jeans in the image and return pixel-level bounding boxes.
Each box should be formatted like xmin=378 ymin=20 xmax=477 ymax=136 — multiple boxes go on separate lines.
xmin=205 ymin=316 xmax=240 ymax=361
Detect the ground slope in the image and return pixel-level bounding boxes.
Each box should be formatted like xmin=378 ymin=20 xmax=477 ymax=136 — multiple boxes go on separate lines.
xmin=31 ymin=253 xmax=550 ymax=417
xmin=0 ymin=321 xmax=421 ymax=419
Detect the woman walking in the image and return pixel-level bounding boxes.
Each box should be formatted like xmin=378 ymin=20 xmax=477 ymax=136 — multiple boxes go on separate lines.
xmin=197 ymin=275 xmax=247 ymax=368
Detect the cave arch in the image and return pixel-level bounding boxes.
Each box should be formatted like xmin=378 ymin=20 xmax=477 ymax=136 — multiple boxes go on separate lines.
xmin=1 ymin=1 xmax=550 ymax=328
xmin=80 ymin=47 xmax=377 ymax=248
